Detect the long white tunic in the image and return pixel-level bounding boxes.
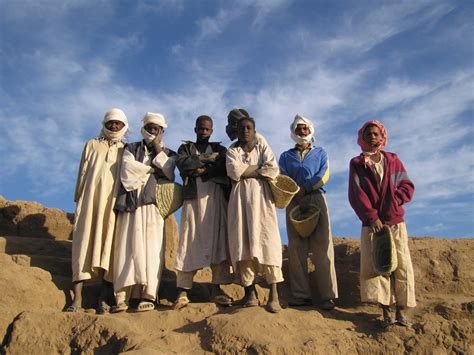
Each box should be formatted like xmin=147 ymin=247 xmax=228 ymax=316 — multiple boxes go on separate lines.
xmin=175 ymin=146 xmax=228 ymax=272
xmin=113 ymin=147 xmax=175 ymax=300
xmin=226 ymin=142 xmax=282 ymax=268
xmin=72 ymin=139 xmax=124 ymax=282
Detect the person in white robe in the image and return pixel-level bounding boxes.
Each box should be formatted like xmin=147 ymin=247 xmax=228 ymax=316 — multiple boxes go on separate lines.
xmin=69 ymin=108 xmax=128 ymax=313
xmin=173 ymin=115 xmax=232 ymax=309
xmin=226 ymin=117 xmax=284 ymax=313
xmin=112 ymin=112 xmax=176 ymax=313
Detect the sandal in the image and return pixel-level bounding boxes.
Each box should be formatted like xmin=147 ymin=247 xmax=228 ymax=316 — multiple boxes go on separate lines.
xmin=212 ymin=294 xmax=233 ymax=306
xmin=135 ymin=300 xmax=155 ymax=312
xmin=266 ymin=301 xmax=282 ymax=313
xmin=110 ymin=302 xmax=128 ymax=313
xmin=380 ymin=316 xmax=394 ymax=329
xmin=288 ymin=298 xmax=312 ymax=307
xmin=173 ymin=295 xmax=190 ymax=310
xmin=319 ymin=299 xmax=335 ymax=311
xmin=96 ymin=304 xmax=111 ymax=315
xmin=65 ymin=305 xmax=82 ymax=312
xmin=396 ymin=316 xmax=411 ymax=327
xmin=243 ymin=298 xmax=259 ymax=307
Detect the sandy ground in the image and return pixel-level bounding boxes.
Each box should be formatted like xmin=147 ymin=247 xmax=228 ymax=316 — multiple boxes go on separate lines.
xmin=0 ymin=196 xmax=472 ymax=354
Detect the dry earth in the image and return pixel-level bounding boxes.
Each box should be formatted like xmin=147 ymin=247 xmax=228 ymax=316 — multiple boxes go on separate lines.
xmin=0 ymin=196 xmax=472 ymax=354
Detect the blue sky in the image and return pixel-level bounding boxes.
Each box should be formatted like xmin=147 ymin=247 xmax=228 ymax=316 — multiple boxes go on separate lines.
xmin=1 ymin=0 xmax=473 ymax=239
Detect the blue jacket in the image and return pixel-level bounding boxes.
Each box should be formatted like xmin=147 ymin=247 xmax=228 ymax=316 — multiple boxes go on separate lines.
xmin=279 ymin=146 xmax=330 ymax=193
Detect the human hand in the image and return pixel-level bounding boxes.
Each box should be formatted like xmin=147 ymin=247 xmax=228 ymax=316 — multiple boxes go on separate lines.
xmin=299 ymin=195 xmax=311 ymax=209
xmin=152 ymin=131 xmax=163 ymax=153
xmin=201 ymin=152 xmax=219 ymax=163
xmin=294 ymin=186 xmax=306 ymax=202
xmin=195 ymin=167 xmax=206 ymax=176
xmin=371 ymin=219 xmax=384 ymax=234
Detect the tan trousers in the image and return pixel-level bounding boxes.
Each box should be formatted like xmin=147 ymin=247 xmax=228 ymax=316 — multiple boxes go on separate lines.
xmin=236 ymin=259 xmax=284 ymax=287
xmin=286 ymin=192 xmax=338 ymax=301
xmin=360 ymin=222 xmax=416 ymax=307
xmin=176 ymin=261 xmax=233 ymax=290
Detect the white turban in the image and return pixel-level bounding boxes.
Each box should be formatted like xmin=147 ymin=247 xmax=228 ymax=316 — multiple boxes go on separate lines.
xmin=143 ymin=112 xmax=167 ymax=128
xmin=290 ymin=114 xmax=315 ymax=145
xmin=100 ymin=108 xmax=128 ymax=142
xmin=141 ymin=112 xmax=167 ymax=144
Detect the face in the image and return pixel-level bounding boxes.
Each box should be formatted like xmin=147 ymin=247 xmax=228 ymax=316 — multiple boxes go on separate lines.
xmin=226 ymin=118 xmax=239 ymax=140
xmin=195 ymin=119 xmax=213 ymax=141
xmin=104 ymin=120 xmax=125 ymax=132
xmin=237 ymin=119 xmax=255 ymax=143
xmin=363 ymin=125 xmax=383 ymax=149
xmin=144 ymin=123 xmax=163 ymax=136
xmin=295 ymin=124 xmax=310 ymax=137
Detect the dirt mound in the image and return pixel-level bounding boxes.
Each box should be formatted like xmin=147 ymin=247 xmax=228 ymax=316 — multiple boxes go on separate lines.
xmin=0 ymin=196 xmax=74 ymax=240
xmin=0 ymin=198 xmax=473 ymax=354
xmin=0 ymin=253 xmax=65 ymax=341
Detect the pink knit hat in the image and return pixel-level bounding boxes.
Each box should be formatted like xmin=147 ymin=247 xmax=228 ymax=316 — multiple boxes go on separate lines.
xmin=357 ymin=120 xmax=387 ymax=152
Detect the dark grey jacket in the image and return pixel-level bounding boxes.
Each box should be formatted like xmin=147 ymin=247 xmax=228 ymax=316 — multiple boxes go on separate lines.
xmin=176 ymin=141 xmax=228 ymax=200
xmin=115 ymin=141 xmax=176 ymax=212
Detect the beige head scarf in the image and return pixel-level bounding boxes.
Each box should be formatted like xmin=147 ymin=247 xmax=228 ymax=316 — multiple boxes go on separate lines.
xmin=100 ymin=108 xmax=128 ymax=142
xmin=141 ymin=112 xmax=168 ymax=145
xmin=290 ymin=114 xmax=315 ymax=145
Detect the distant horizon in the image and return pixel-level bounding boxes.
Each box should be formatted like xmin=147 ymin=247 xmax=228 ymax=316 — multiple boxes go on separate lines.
xmin=1 ymin=1 xmax=473 ymax=239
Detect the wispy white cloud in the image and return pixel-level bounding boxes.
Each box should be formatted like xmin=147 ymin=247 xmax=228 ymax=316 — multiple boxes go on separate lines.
xmin=372 ymin=79 xmax=430 ymax=111
xmin=135 ymin=0 xmax=185 ymax=14
xmin=196 ymin=0 xmax=291 ymax=40
xmin=196 ymin=7 xmax=240 ymax=40
xmin=1 ymin=0 xmax=472 ymax=237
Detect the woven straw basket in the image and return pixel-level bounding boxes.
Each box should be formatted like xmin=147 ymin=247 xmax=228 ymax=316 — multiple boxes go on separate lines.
xmin=372 ymin=225 xmax=398 ymax=276
xmin=269 ymin=175 xmax=300 ymax=209
xmin=155 ymin=179 xmax=184 ymax=218
xmin=289 ymin=204 xmax=321 ymax=238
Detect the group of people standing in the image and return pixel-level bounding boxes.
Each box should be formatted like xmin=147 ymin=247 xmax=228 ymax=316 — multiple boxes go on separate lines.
xmin=68 ymin=107 xmax=415 ymax=329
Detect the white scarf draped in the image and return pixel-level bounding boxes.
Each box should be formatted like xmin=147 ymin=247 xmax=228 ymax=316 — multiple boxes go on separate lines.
xmin=290 ymin=114 xmax=315 ymax=145
xmin=100 ymin=108 xmax=128 ymax=142
xmin=141 ymin=112 xmax=167 ymax=147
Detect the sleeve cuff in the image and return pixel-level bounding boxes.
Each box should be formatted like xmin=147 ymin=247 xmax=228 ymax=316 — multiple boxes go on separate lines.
xmin=152 ymin=151 xmax=169 ymax=168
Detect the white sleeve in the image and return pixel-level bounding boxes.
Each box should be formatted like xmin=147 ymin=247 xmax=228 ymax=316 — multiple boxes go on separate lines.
xmin=120 ymin=149 xmax=150 ymax=191
xmin=152 ymin=151 xmax=176 ymax=181
xmin=255 ymin=132 xmax=269 ymax=147
xmin=258 ymin=144 xmax=279 ymax=179
xmin=226 ymin=147 xmax=249 ymax=182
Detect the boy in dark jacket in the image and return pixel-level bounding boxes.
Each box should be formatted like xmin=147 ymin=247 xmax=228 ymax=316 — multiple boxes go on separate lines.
xmin=173 ymin=115 xmax=232 ymax=309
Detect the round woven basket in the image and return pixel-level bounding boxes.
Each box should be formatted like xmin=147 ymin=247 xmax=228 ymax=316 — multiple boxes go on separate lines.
xmin=289 ymin=204 xmax=321 ymax=238
xmin=155 ymin=179 xmax=184 ymax=218
xmin=269 ymin=175 xmax=300 ymax=209
xmin=372 ymin=225 xmax=398 ymax=276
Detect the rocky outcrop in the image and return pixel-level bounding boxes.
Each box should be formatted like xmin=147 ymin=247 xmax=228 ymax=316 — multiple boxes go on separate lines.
xmin=0 ymin=196 xmax=74 ymax=240
xmin=0 ymin=198 xmax=472 ymax=354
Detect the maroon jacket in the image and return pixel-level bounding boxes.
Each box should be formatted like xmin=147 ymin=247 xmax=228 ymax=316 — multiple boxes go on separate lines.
xmin=348 ymin=151 xmax=414 ymax=227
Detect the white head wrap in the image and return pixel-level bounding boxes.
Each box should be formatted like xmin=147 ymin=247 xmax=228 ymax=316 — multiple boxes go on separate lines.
xmin=141 ymin=112 xmax=167 ymax=145
xmin=290 ymin=114 xmax=315 ymax=145
xmin=100 ymin=108 xmax=128 ymax=142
